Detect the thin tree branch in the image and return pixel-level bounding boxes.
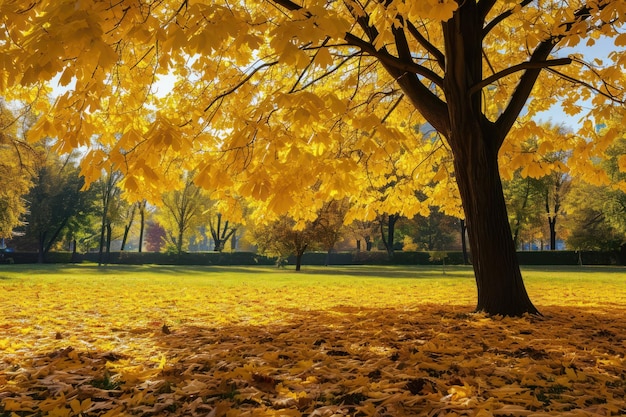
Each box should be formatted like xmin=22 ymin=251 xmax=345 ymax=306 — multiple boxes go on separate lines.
xmin=483 ymin=0 xmax=533 ymax=38
xmin=470 ymin=58 xmax=572 ymax=94
xmin=494 ymin=40 xmax=556 ymax=145
xmin=271 ymin=0 xmax=444 ymax=87
xmin=290 ymin=37 xmax=330 ymax=93
xmin=271 ymin=0 xmax=302 ymax=12
xmin=297 ymin=50 xmax=362 ymax=91
xmin=381 ymin=94 xmax=404 ymax=124
xmin=546 ymin=67 xmax=626 ymax=105
xmin=204 ymin=61 xmax=278 ymax=113
xmin=344 ymin=33 xmax=444 ymax=88
xmin=405 ymin=20 xmax=445 ymax=70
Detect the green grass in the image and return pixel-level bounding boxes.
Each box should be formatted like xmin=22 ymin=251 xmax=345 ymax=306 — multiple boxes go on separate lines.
xmin=0 ymin=263 xmax=624 ymax=308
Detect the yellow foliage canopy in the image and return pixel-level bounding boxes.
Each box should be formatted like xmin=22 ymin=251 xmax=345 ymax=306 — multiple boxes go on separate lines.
xmin=1 ymin=0 xmax=625 ymax=223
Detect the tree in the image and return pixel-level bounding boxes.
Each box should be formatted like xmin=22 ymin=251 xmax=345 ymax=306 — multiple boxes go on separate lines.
xmin=598 ymin=136 xmax=626 ymax=239
xmin=407 ymin=208 xmax=459 ymax=251
xmin=157 ymin=174 xmax=206 ymax=255
xmin=144 ymin=221 xmax=167 ymax=252
xmin=136 ymin=200 xmax=148 ymax=253
xmin=95 ymin=168 xmax=122 ymax=265
xmin=563 ymin=136 xmax=626 ymax=250
xmin=208 ymin=212 xmax=238 ymax=252
xmin=539 ymin=168 xmax=571 ymax=250
xmin=120 ymin=201 xmax=137 ymax=252
xmin=504 ymin=173 xmax=545 ymax=249
xmin=563 ymin=182 xmax=624 ymax=250
xmin=348 ymin=220 xmax=376 ymax=252
xmin=379 ymin=213 xmax=400 ymax=259
xmin=0 ymin=102 xmax=35 ymax=239
xmin=15 ymin=148 xmax=92 ymax=262
xmin=6 ymin=1 xmax=626 ymax=315
xmin=502 ymin=126 xmax=573 ymax=250
xmin=250 ymin=216 xmax=319 ymax=271
xmin=315 ymin=199 xmax=349 ymax=265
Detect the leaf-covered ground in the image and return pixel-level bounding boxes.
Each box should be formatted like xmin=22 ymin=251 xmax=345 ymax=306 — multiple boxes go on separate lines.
xmin=0 ymin=265 xmax=625 ymax=417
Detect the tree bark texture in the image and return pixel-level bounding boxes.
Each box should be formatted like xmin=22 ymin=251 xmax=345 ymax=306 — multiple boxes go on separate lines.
xmin=452 ymin=133 xmax=539 ymax=316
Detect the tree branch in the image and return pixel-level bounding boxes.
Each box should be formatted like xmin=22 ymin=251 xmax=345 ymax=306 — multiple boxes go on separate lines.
xmin=344 ymin=33 xmax=444 ymax=88
xmin=483 ymin=0 xmax=533 ymax=39
xmin=494 ymin=0 xmax=614 ymax=144
xmin=546 ymin=66 xmax=626 ymax=105
xmin=405 ymin=20 xmax=445 ymax=70
xmin=270 ymin=0 xmax=302 ymax=12
xmin=477 ymin=0 xmax=498 ymax=21
xmin=270 ymin=0 xmax=444 ymax=87
xmin=204 ymin=61 xmax=278 ymax=113
xmin=469 ymin=57 xmax=572 ymax=95
xmin=495 ymin=40 xmax=556 ymax=145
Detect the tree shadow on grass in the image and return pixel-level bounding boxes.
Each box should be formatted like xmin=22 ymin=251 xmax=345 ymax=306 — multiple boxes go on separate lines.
xmin=2 ymin=304 xmax=625 ymax=416
xmin=292 ymin=265 xmax=476 ymax=279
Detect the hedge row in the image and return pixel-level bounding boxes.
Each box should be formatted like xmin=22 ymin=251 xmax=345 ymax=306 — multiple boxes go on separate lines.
xmin=291 ymin=250 xmax=624 ymax=266
xmin=2 ymin=249 xmax=624 ymax=265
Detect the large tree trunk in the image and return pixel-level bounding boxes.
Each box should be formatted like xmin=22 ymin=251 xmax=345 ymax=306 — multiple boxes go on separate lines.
xmin=441 ymin=3 xmax=538 ymax=316
xmin=452 ymin=132 xmax=539 ymax=316
xmin=356 ymin=0 xmax=545 ymax=316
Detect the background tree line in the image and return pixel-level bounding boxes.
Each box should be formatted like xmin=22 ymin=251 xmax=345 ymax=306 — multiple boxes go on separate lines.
xmin=1 ymin=105 xmax=625 ymax=265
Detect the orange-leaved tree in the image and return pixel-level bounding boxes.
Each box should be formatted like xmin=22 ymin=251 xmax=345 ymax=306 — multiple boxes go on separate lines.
xmin=3 ymin=1 xmax=626 ymax=315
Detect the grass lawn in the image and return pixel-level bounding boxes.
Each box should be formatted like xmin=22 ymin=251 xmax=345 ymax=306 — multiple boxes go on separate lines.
xmin=0 ymin=264 xmax=625 ymax=416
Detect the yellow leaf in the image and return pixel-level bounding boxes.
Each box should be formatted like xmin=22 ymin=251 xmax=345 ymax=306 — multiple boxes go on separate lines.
xmin=314 ymin=47 xmax=334 ymax=68
xmin=2 ymin=397 xmax=36 ymax=412
xmin=432 ymin=166 xmax=447 ymax=182
xmin=70 ymin=398 xmax=82 ymax=414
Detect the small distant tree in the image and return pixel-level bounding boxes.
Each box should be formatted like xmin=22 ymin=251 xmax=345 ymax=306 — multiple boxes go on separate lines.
xmin=250 ymin=216 xmax=319 ymax=271
xmin=208 ymin=212 xmax=238 ymax=252
xmin=95 ymin=168 xmax=122 ymax=265
xmin=119 ymin=202 xmax=136 ymax=251
xmin=315 ymin=199 xmax=349 ymax=265
xmin=411 ymin=208 xmax=458 ymax=251
xmin=157 ymin=174 xmax=206 ymax=254
xmin=504 ymin=172 xmax=544 ymax=249
xmin=429 ymin=251 xmax=449 ymax=275
xmin=137 ymin=200 xmax=148 ymax=252
xmin=17 ymin=147 xmax=93 ymax=263
xmin=348 ymin=219 xmax=376 ymax=252
xmin=563 ymin=182 xmax=623 ymax=251
xmin=401 ymin=235 xmax=419 ymax=251
xmin=144 ymin=222 xmax=167 ymax=252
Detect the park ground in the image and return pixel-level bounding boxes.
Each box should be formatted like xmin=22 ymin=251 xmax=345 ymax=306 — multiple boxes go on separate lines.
xmin=0 ymin=264 xmax=625 ymax=416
